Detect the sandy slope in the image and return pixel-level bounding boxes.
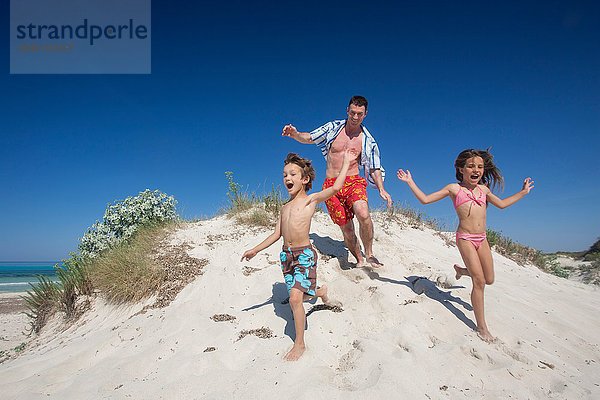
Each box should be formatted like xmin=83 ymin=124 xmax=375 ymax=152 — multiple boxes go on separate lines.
xmin=0 ymin=213 xmax=599 ymax=399
xmin=0 ymin=293 xmax=29 ymax=361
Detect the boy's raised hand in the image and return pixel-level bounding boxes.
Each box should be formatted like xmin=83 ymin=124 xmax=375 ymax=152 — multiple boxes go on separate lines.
xmin=522 ymin=177 xmax=535 ymax=193
xmin=396 ymin=169 xmax=413 ymax=183
xmin=240 ymin=249 xmax=257 ymax=262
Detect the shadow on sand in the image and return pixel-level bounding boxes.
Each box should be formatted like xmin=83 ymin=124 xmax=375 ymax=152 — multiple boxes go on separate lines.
xmin=363 ymin=269 xmax=476 ymax=331
xmin=308 ymin=232 xmax=475 ymax=330
xmin=242 ymin=282 xmax=322 ymax=342
xmin=310 ymin=233 xmax=356 ymax=270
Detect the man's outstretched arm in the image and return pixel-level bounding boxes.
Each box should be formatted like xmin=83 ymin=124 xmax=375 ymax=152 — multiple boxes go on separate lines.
xmin=371 ymin=169 xmax=393 ymax=208
xmin=282 ymin=124 xmax=313 ymax=144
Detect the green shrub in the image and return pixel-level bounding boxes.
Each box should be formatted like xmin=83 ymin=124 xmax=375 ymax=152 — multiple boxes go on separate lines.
xmin=581 ymin=259 xmax=600 ymax=285
xmin=13 ymin=343 xmax=26 ymax=353
xmin=79 ymin=189 xmax=177 ymax=259
xmin=546 ymin=256 xmax=570 ymax=279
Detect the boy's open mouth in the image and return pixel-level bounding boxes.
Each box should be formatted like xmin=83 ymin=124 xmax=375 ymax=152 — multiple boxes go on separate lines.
xmin=286 ymin=182 xmax=294 ymax=189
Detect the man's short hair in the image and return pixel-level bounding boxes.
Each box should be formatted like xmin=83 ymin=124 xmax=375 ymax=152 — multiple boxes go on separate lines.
xmin=348 ymin=95 xmax=368 ymax=112
xmin=284 ymin=153 xmax=316 ymax=191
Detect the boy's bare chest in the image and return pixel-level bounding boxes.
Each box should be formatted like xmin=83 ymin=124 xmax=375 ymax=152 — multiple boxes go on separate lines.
xmin=282 ymin=202 xmax=314 ymax=221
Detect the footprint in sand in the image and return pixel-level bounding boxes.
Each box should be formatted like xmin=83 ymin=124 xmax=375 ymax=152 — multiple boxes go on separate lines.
xmin=507 ymin=368 xmax=525 ymax=380
xmin=428 ymin=335 xmax=440 ymax=349
xmin=336 ymin=349 xmax=359 ymax=374
xmin=461 ymin=346 xmax=483 ymax=360
xmin=470 ymin=348 xmax=483 ymax=360
xmin=393 ymin=341 xmax=410 ymax=358
xmin=461 ymin=339 xmax=531 ymax=369
xmin=494 ymin=340 xmax=531 ymax=364
xmin=333 ymin=340 xmax=383 ymax=391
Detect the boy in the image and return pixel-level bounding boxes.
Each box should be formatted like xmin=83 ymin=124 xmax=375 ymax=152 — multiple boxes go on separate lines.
xmin=241 ymin=148 xmax=355 ymax=361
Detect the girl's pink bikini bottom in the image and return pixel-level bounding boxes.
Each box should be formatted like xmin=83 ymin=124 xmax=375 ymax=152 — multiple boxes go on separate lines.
xmin=456 ymin=232 xmax=487 ymax=250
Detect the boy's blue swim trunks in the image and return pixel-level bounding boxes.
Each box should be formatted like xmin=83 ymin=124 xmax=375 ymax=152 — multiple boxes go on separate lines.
xmin=280 ymin=245 xmax=318 ymax=296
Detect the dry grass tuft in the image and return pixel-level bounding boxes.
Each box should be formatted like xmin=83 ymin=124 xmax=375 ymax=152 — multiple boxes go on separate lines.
xmin=224 ymin=171 xmax=285 ymax=228
xmin=375 ymin=203 xmax=445 ymax=233
xmin=235 ymin=207 xmax=277 ymax=227
xmin=88 ymin=224 xmax=169 ymax=304
xmin=89 ymin=222 xmax=208 ymax=307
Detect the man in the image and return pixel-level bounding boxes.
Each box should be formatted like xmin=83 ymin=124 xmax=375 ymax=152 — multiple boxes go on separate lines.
xmin=282 ymin=95 xmax=392 ymax=267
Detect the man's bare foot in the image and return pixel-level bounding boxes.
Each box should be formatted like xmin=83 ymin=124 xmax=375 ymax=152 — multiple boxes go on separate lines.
xmin=453 ymin=264 xmax=469 ymax=280
xmin=366 ymin=256 xmax=384 ymax=268
xmin=284 ymin=343 xmax=305 ymax=361
xmin=476 ymin=329 xmax=496 ymax=343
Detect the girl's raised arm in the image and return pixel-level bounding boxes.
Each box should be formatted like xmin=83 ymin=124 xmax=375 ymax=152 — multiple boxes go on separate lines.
xmin=485 ymin=177 xmax=534 ymax=209
xmin=397 ymin=169 xmax=452 ymax=204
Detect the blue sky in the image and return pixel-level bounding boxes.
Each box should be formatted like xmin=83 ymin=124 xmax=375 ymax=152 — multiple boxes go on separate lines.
xmin=1 ymin=1 xmax=599 ymax=260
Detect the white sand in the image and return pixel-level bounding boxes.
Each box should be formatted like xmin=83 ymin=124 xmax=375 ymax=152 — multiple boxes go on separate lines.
xmin=0 ymin=292 xmax=30 ymax=361
xmin=0 ymin=213 xmax=599 ymax=399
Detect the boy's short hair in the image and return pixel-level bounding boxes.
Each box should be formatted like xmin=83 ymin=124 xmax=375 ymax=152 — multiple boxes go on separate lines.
xmin=284 ymin=153 xmax=316 ymax=191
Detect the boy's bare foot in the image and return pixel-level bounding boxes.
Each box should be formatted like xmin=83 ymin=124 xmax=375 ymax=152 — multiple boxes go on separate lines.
xmin=366 ymin=256 xmax=383 ymax=268
xmin=476 ymin=328 xmax=496 ymax=343
xmin=319 ymin=284 xmax=330 ymax=303
xmin=453 ymin=264 xmax=469 ymax=280
xmin=284 ymin=343 xmax=306 ymax=361
xmin=316 ymin=285 xmax=343 ymax=307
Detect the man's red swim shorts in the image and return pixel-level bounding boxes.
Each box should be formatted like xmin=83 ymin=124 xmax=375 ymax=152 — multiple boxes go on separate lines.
xmin=322 ymin=175 xmax=368 ymax=226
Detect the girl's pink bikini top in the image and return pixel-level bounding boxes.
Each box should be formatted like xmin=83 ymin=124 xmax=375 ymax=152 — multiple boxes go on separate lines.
xmin=454 ymin=186 xmax=487 ymax=209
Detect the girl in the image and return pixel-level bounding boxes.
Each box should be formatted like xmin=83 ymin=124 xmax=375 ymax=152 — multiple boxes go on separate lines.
xmin=397 ymin=149 xmax=534 ymax=342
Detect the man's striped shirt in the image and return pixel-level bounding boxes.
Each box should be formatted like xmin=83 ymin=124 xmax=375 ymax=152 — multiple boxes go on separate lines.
xmin=309 ymin=119 xmax=385 ymax=186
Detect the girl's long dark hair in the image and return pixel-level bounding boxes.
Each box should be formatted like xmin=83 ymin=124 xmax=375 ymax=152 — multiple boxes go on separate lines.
xmin=454 ymin=149 xmax=504 ymax=192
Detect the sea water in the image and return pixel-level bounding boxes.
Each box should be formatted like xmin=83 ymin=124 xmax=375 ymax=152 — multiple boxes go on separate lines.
xmin=0 ymin=262 xmax=59 ymax=293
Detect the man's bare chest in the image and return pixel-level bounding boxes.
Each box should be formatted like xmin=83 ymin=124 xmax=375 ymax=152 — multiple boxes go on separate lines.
xmin=330 ymin=131 xmax=362 ymax=154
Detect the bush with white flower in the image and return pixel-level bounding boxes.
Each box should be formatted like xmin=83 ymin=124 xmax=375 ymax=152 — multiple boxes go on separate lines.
xmin=79 ymin=189 xmax=178 ymax=258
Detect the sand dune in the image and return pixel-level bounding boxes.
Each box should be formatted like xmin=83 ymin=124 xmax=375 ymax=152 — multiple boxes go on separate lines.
xmin=1 ymin=212 xmax=599 ymax=399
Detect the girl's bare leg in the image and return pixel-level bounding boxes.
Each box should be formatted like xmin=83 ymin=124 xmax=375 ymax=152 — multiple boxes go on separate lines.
xmin=476 ymin=240 xmax=495 ymax=285
xmin=456 ymin=239 xmax=495 ymax=343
